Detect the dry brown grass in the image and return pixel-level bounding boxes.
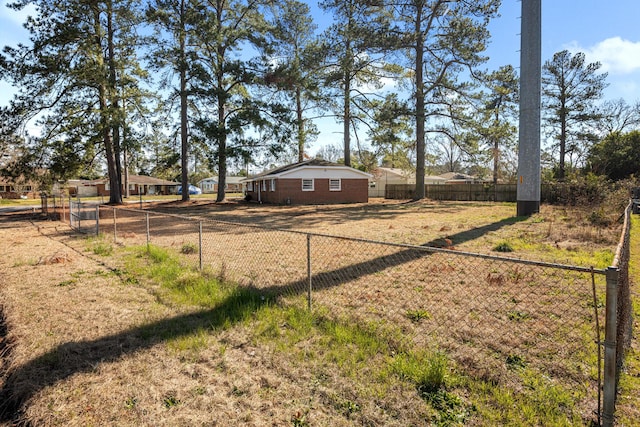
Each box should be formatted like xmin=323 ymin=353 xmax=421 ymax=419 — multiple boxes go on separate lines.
xmin=0 ymin=200 xmax=626 ymax=426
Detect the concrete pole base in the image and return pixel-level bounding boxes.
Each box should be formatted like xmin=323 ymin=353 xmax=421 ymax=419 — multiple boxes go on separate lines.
xmin=517 ymin=200 xmax=540 ymax=216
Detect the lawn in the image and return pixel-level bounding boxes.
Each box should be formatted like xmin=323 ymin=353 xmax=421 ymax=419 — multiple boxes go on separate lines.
xmin=0 ymin=199 xmax=633 ymax=426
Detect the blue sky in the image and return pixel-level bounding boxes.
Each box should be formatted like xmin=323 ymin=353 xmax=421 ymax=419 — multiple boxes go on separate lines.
xmin=2 ymin=1 xmax=640 ymax=152
xmin=487 ymin=0 xmax=640 ymax=101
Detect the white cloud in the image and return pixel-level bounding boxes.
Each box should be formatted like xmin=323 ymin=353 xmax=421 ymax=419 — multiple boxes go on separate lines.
xmin=565 ymin=37 xmax=640 ymax=75
xmin=0 ymin=1 xmax=35 ymax=25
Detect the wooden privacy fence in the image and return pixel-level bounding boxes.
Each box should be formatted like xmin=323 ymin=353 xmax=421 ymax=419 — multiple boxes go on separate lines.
xmin=386 ymin=182 xmax=616 ymax=204
xmin=386 ymin=183 xmax=518 ymax=201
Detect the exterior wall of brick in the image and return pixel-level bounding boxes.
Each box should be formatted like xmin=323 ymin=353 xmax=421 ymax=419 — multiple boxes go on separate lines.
xmin=246 ymin=178 xmax=368 ymax=205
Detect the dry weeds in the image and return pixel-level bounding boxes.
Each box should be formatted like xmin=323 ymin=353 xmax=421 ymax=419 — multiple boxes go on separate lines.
xmin=0 ymin=200 xmax=626 ymax=426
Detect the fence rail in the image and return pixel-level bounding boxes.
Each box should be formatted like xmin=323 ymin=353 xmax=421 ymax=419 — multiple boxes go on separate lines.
xmin=385 ymin=183 xmax=624 ymax=204
xmin=41 ymin=197 xmax=634 ymax=426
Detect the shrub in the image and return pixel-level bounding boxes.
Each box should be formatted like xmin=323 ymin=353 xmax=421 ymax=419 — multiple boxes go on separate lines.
xmin=493 ymin=241 xmax=514 ymax=252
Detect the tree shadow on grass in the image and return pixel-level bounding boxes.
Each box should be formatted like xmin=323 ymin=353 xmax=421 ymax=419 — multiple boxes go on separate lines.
xmin=0 ymin=288 xmax=268 ymax=424
xmin=0 ymin=215 xmax=527 ymax=423
xmin=261 ymin=215 xmax=528 ymax=294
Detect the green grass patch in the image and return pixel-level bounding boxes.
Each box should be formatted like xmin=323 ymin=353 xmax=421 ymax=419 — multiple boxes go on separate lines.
xmin=493 ymin=241 xmax=514 ymax=252
xmin=180 ymin=243 xmax=198 ymax=254
xmin=406 ymin=308 xmax=431 ymax=322
xmin=86 ymin=235 xmax=113 ymax=256
xmin=390 ymin=350 xmax=448 ymax=394
xmin=468 ymin=371 xmax=584 ymax=426
xmin=113 ymin=242 xmax=596 ymax=426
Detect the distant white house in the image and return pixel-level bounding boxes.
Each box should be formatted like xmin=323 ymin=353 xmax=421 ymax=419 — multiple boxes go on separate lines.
xmin=66 ymin=179 xmax=99 ymax=197
xmin=197 ymin=176 xmax=245 ymax=194
xmin=198 ymin=177 xmax=217 ymax=193
xmin=368 ymin=167 xmax=415 ymax=197
xmin=425 ymin=175 xmax=448 ymax=184
xmin=369 ymin=168 xmax=450 ymax=197
xmin=438 ymin=172 xmax=482 ymax=183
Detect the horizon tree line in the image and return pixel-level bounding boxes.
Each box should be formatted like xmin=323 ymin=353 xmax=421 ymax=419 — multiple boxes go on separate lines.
xmin=0 ymin=0 xmax=638 ymax=204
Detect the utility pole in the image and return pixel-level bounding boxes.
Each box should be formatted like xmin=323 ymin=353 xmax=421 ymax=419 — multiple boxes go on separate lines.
xmin=516 ymin=0 xmax=541 ymax=216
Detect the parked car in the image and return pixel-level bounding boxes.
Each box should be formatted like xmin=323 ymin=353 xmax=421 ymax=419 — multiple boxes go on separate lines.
xmin=177 ymin=184 xmax=202 ymax=195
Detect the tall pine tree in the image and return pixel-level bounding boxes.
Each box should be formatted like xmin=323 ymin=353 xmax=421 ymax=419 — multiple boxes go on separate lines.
xmin=1 ymin=0 xmax=146 ymax=203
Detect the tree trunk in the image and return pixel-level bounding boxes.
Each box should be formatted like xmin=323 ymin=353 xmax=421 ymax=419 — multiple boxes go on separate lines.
xmin=92 ymin=3 xmax=121 ymax=204
xmin=106 ymin=0 xmax=123 ymax=203
xmin=558 ymin=106 xmax=567 ymax=180
xmin=413 ymin=7 xmax=426 ymax=200
xmin=343 ymin=67 xmax=351 ymax=167
xmin=180 ymin=0 xmax=190 ymax=202
xmin=216 ymin=94 xmax=227 ymax=203
xmin=296 ymin=86 xmax=304 ymax=162
xmin=100 ymin=83 xmax=121 ymax=204
xmin=493 ymin=110 xmax=499 ymax=185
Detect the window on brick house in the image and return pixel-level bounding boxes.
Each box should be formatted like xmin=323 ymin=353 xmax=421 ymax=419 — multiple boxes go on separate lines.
xmin=302 ymin=179 xmax=314 ymax=191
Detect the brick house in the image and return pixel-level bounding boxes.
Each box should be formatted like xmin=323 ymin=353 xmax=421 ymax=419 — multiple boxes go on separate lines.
xmin=244 ymin=159 xmax=371 ymax=205
xmin=95 ymin=175 xmax=179 ymax=196
xmin=0 ymin=178 xmax=37 ymax=199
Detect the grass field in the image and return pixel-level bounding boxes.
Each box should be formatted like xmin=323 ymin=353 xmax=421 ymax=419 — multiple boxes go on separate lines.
xmin=0 ymin=199 xmax=636 ymax=426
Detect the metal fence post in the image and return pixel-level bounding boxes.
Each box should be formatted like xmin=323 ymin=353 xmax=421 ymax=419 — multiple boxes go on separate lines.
xmin=602 ymin=266 xmax=619 ymax=427
xmin=95 ymin=205 xmax=100 ymax=236
xmin=307 ymin=234 xmax=312 ymax=311
xmin=146 ymin=212 xmax=150 ymax=250
xmin=199 ymin=221 xmax=203 ymax=271
xmin=113 ymin=207 xmax=117 ymax=243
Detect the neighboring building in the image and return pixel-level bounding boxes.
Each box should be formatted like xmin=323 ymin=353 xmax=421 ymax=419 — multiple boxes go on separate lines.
xmin=425 ymin=175 xmax=448 ymax=184
xmin=0 ymin=178 xmax=38 ymax=199
xmin=66 ymin=179 xmax=100 ymax=197
xmin=244 ymin=159 xmax=371 ymax=205
xmin=439 ymin=172 xmax=482 ymax=183
xmin=198 ymin=177 xmax=217 ymax=193
xmin=197 ymin=176 xmax=245 ymax=194
xmin=368 ymin=167 xmax=416 ymax=198
xmin=94 ymin=175 xmax=179 ymax=196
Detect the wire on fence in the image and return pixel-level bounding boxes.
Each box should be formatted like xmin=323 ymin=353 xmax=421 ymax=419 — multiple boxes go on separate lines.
xmin=37 ymin=197 xmax=635 ymax=425
xmin=91 ymin=205 xmax=610 ymax=421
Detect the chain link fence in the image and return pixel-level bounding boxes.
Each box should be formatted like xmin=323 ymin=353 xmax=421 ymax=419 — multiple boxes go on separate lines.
xmin=612 ymin=203 xmax=633 ymax=390
xmin=93 ymin=205 xmax=614 ymax=421
xmin=39 ymin=198 xmax=634 ymax=425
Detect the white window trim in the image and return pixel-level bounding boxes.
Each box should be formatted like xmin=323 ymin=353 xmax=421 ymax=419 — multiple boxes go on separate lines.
xmin=270 ymin=179 xmax=276 ymax=192
xmin=261 ymin=180 xmax=266 ymax=191
xmin=302 ymin=178 xmax=314 ymax=191
xmin=329 ymin=178 xmax=341 ymax=191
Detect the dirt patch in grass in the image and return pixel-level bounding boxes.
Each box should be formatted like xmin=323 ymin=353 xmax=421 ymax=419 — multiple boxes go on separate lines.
xmin=0 ymin=200 xmax=626 ymax=425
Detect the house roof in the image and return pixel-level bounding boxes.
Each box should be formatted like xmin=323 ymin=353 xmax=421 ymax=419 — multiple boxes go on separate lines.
xmin=199 ymin=176 xmax=245 ymax=185
xmin=439 ymin=172 xmax=478 ymax=181
xmin=129 ymin=175 xmax=178 ymax=186
xmin=198 ymin=177 xmax=218 ymax=184
xmin=245 ymin=159 xmax=371 ymax=181
xmin=90 ymin=175 xmax=178 ymax=186
xmin=372 ymin=167 xmax=416 ymax=179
